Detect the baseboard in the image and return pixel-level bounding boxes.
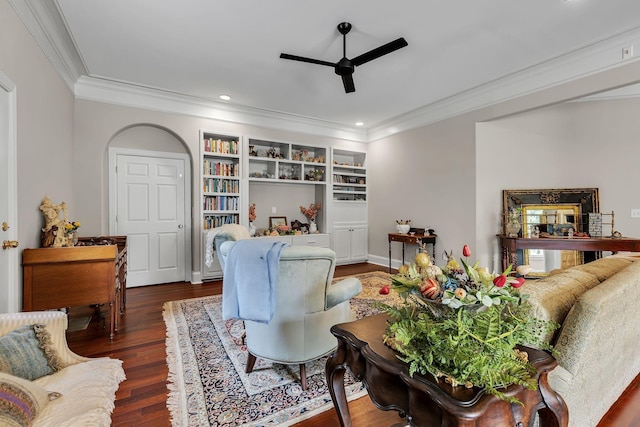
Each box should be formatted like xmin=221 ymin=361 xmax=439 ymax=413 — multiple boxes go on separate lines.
xmin=191 ymin=270 xmax=203 ymax=284
xmin=367 ymin=254 xmax=400 ymax=271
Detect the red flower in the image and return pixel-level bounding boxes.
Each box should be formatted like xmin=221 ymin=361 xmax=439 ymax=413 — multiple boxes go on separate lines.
xmin=510 ymin=277 xmax=526 ymax=288
xmin=493 ymin=275 xmax=507 ymax=288
xmin=462 ymin=245 xmax=471 ymax=257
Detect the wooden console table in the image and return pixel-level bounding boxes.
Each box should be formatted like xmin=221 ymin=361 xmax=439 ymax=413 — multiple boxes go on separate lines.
xmin=388 ymin=233 xmax=436 ymax=272
xmin=498 ymin=235 xmax=640 ymax=271
xmin=326 ymin=314 xmax=568 ymax=427
xmin=22 ymin=236 xmax=127 ymax=341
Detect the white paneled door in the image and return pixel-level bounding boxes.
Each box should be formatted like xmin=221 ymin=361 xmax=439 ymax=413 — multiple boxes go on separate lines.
xmin=0 ymin=73 xmax=18 ymax=313
xmin=115 ymin=154 xmax=187 ymax=287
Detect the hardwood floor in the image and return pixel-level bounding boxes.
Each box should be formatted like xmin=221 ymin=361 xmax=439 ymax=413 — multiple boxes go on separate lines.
xmin=65 ymin=263 xmax=639 ymax=427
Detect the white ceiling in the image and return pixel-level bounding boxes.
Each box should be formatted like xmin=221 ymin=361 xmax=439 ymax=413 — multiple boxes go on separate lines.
xmin=13 ymin=0 xmax=640 ymax=138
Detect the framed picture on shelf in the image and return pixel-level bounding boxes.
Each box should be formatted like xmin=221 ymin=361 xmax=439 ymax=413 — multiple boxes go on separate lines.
xmin=269 ymin=216 xmax=287 ymax=228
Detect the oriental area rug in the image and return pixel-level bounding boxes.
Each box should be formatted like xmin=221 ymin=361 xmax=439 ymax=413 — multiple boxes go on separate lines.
xmin=163 ymin=270 xmax=396 ymax=427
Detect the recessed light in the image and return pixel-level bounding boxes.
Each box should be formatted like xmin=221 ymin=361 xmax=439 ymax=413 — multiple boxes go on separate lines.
xmin=355 ymin=122 xmax=364 ymax=126
xmin=219 ymin=95 xmax=231 ymax=101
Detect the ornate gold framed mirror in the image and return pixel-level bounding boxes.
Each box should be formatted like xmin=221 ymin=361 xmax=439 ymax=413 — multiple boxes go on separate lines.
xmin=502 ymin=188 xmax=600 ymax=275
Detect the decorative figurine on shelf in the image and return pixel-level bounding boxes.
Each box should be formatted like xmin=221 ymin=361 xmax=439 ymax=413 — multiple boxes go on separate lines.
xmin=290 ymin=219 xmax=309 ymax=234
xmin=40 ymin=196 xmax=70 ymax=248
xmin=248 ymin=203 xmax=257 ymax=237
xmin=505 ymin=207 xmax=522 ymax=238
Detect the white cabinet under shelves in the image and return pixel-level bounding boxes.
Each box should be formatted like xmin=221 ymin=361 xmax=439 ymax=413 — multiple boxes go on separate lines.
xmin=201 ymin=132 xmax=242 ymax=230
xmin=333 ymin=225 xmax=368 ymax=265
xmin=331 ymin=148 xmax=366 ymax=202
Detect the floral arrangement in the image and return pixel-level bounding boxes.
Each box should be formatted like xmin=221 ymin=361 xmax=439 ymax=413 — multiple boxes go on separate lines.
xmin=249 ymin=203 xmax=256 ymax=222
xmin=65 ymin=220 xmax=81 ymax=235
xmin=300 ymin=203 xmax=321 ymax=221
xmin=378 ymin=245 xmax=557 ymax=403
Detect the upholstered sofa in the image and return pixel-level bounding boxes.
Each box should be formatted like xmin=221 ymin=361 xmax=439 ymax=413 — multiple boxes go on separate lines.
xmin=0 ymin=311 xmax=125 ymax=426
xmin=523 ymin=255 xmax=640 ymax=427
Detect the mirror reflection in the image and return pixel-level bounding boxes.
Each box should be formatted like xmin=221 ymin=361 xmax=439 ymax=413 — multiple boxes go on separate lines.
xmin=522 ymin=205 xmax=582 ymax=274
xmin=502 ymin=188 xmax=599 ymax=276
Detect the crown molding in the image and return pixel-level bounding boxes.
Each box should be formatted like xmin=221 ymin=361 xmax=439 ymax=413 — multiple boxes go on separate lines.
xmin=574 ymin=82 xmax=640 ymax=102
xmin=74 ymin=77 xmax=369 ymax=142
xmin=8 ymin=0 xmax=86 ymax=90
xmin=366 ymin=26 xmax=640 ymax=142
xmin=11 ymin=0 xmax=640 ymax=143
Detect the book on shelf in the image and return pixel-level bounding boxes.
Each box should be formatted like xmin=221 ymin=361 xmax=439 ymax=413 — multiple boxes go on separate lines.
xmin=203 ymin=138 xmax=238 ymax=155
xmin=203 ymin=214 xmax=239 ymax=229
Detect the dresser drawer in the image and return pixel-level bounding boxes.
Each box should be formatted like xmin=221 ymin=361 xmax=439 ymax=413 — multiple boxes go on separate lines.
xmin=292 ymin=233 xmax=330 ymax=248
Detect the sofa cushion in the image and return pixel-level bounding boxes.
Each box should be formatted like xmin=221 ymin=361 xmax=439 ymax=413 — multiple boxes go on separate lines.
xmin=548 ymin=259 xmax=640 ymax=427
xmin=0 ymin=324 xmax=65 ymax=381
xmin=0 ymin=372 xmax=59 ymax=426
xmin=523 ymin=257 xmax=632 ymax=345
xmin=574 ymin=257 xmax=632 ymax=282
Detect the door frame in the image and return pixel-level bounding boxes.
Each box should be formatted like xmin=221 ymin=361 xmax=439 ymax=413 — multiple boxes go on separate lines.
xmin=108 ymin=147 xmax=192 ymax=283
xmin=0 ymin=70 xmax=19 ymax=313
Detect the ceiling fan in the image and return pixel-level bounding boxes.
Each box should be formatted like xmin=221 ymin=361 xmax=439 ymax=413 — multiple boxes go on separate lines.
xmin=280 ymin=22 xmax=408 ymax=93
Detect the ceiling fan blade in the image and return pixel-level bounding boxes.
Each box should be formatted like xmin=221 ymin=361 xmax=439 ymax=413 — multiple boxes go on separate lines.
xmin=342 ymin=74 xmax=355 ymax=93
xmin=351 ymin=37 xmax=408 ymax=67
xmin=279 ymin=53 xmax=336 ymax=67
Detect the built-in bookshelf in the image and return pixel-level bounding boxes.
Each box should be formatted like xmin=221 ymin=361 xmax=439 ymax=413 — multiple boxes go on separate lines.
xmin=201 ymin=132 xmax=242 ymax=230
xmin=331 ymin=149 xmax=366 ymax=201
xmin=248 ymin=139 xmax=328 ymax=184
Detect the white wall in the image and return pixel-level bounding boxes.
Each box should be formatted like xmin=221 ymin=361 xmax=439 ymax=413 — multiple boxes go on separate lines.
xmin=367 ymin=116 xmax=477 ymax=266
xmin=73 ymin=99 xmax=367 ymax=276
xmin=476 ymin=98 xmax=640 ymax=271
xmin=0 ymin=1 xmax=74 ymax=249
xmin=367 ymin=58 xmax=640 ymax=269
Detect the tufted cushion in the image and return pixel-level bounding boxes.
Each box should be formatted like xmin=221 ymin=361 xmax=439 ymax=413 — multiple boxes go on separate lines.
xmin=0 ymin=372 xmax=59 ymax=426
xmin=0 ymin=325 xmax=66 ymax=381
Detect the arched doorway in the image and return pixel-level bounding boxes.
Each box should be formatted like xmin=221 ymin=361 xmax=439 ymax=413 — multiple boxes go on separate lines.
xmin=108 ymin=125 xmax=192 ymax=287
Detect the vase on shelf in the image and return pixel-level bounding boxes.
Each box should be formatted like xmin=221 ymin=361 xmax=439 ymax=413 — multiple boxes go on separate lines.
xmin=396 ymin=224 xmax=410 ymax=234
xmin=249 ymin=222 xmax=256 ymax=237
xmin=309 ymin=220 xmax=317 ymax=234
xmin=66 ymin=232 xmax=78 ymax=247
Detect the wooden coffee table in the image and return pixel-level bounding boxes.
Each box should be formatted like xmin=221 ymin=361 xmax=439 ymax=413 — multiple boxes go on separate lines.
xmin=325 ymin=314 xmax=568 ymax=427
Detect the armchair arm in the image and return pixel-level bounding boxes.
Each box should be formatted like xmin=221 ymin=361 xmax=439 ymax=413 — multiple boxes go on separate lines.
xmin=326 ymin=277 xmax=362 ymax=309
xmin=0 ymin=311 xmax=89 ymax=366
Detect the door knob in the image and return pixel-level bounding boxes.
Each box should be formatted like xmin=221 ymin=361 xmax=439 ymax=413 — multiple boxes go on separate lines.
xmin=2 ymin=240 xmax=19 ymax=250
xmin=2 ymin=222 xmax=8 ymax=231
xmin=178 ymin=224 xmax=184 ymax=229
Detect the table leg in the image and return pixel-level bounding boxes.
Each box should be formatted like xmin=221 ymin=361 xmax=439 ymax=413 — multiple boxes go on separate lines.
xmin=537 ymin=368 xmax=569 ymax=427
xmin=389 ymin=240 xmax=392 ymax=273
xmin=402 ymin=243 xmax=405 ymax=266
xmin=325 ymin=343 xmax=352 ymax=427
xmin=109 ymin=301 xmax=115 ymax=341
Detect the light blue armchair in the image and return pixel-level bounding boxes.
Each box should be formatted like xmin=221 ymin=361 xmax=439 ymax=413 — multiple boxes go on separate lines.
xmin=218 ymin=240 xmax=362 ymax=390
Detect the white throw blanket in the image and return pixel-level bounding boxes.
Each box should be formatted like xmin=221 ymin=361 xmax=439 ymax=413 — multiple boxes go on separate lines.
xmin=222 ymin=239 xmax=288 ymax=323
xmin=205 ymin=224 xmax=250 ymax=268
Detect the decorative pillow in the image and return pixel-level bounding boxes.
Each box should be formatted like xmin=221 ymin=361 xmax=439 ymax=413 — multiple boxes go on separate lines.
xmin=0 ymin=324 xmax=66 ymax=381
xmin=0 ymin=372 xmax=60 ymax=427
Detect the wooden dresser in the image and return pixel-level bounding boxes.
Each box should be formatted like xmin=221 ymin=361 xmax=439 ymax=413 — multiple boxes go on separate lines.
xmin=22 ymin=236 xmax=127 ymax=341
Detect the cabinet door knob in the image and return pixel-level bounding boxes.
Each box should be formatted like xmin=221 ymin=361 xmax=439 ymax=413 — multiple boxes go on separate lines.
xmin=2 ymin=240 xmax=19 ymax=250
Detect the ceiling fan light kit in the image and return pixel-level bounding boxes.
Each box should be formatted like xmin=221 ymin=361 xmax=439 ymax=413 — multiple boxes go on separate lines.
xmin=280 ymin=22 xmax=408 ymax=93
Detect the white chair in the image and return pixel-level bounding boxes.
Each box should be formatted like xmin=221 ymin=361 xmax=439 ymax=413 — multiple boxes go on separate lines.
xmin=219 ymin=241 xmax=361 ymax=389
